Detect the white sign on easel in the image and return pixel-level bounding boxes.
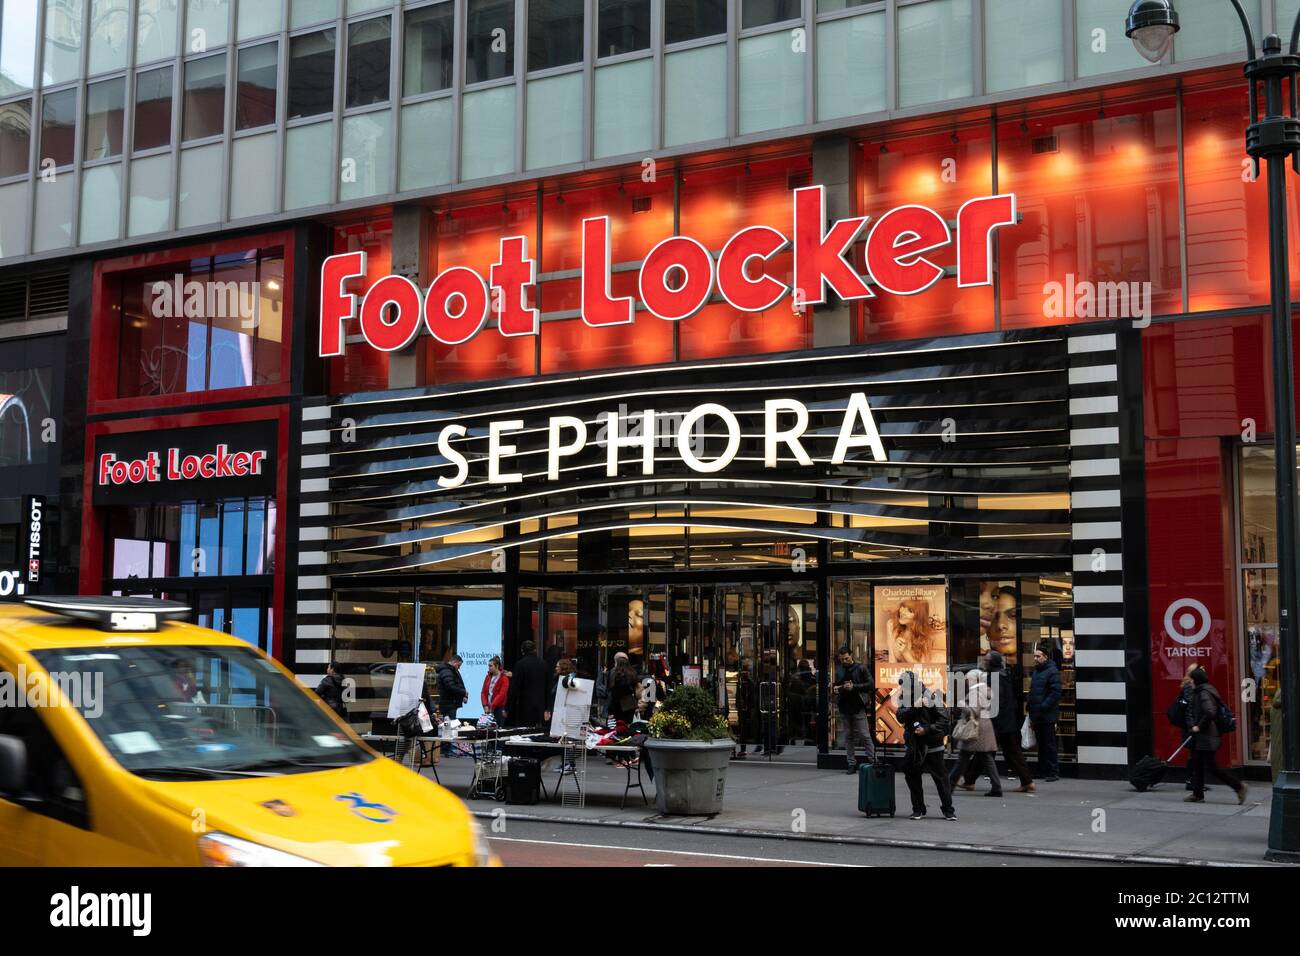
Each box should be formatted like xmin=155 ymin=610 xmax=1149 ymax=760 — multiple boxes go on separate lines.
xmin=387 ymin=662 xmax=428 ymax=719
xmin=549 ymin=677 xmax=594 ymax=740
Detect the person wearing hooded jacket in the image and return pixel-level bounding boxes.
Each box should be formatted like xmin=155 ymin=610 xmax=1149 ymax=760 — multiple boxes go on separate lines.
xmin=435 ymin=655 xmax=468 ymax=721
xmin=1185 ymin=667 xmax=1248 ymax=804
xmin=897 ymin=670 xmax=955 ymax=821
xmin=949 ymin=668 xmax=1001 ymax=797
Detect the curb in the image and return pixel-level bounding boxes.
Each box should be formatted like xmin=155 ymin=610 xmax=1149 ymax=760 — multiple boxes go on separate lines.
xmin=470 ymin=809 xmax=1276 ymax=867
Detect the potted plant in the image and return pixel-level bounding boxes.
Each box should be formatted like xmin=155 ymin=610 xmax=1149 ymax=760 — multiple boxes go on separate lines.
xmin=644 ymin=685 xmax=733 ymax=815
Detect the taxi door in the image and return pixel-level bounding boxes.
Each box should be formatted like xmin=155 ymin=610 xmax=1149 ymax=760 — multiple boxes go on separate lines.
xmin=0 ymin=655 xmax=47 ymax=864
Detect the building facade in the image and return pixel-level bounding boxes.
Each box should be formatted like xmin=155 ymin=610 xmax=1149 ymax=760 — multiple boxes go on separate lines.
xmin=0 ymin=0 xmax=1295 ymax=774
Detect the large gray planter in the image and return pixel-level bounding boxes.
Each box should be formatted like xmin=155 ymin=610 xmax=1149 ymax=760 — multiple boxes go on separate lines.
xmin=643 ymin=738 xmax=732 ymax=815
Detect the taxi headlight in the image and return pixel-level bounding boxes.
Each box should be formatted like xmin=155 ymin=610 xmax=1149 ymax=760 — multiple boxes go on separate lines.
xmin=470 ymin=821 xmax=492 ymax=867
xmin=198 ymin=831 xmax=325 ymax=867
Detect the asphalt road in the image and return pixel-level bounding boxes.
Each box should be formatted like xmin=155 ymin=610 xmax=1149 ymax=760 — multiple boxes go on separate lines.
xmin=488 ymin=819 xmax=1112 ymax=867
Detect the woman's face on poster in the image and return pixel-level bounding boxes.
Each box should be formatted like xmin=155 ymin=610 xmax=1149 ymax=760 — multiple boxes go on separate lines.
xmin=991 ymin=592 xmax=1018 ymax=655
xmin=898 ymin=604 xmax=915 ymax=626
xmin=979 ymin=582 xmax=998 ymax=631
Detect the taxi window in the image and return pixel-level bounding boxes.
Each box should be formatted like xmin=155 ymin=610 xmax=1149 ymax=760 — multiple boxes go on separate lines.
xmin=31 ymin=645 xmax=372 ymax=781
xmin=0 ymin=668 xmax=90 ymax=829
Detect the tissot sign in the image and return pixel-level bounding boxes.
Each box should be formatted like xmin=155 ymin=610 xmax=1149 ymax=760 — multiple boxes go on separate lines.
xmin=319 ymin=186 xmax=1017 ymax=356
xmin=93 ymin=422 xmax=276 ymax=505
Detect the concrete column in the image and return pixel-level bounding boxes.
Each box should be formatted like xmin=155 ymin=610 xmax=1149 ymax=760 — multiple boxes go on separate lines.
xmin=388 ymin=204 xmax=430 ymax=388
xmin=811 ymin=135 xmax=855 ymax=349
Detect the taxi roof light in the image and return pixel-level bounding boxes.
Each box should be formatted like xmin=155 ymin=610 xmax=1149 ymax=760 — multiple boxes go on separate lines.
xmin=23 ymin=596 xmax=191 ymax=633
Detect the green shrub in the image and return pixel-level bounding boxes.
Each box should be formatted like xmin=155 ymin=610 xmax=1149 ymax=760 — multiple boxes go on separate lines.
xmin=651 ymin=685 xmax=732 ymax=741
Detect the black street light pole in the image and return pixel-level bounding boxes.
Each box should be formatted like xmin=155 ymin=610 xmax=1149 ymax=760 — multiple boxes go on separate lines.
xmin=1126 ymin=0 xmax=1300 ymax=862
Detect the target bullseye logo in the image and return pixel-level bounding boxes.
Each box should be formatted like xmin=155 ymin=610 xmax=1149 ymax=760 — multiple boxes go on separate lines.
xmin=1164 ymin=598 xmax=1211 ymax=646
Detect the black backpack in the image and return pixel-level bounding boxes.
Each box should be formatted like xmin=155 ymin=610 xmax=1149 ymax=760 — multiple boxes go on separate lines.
xmin=1214 ymin=699 xmax=1237 ymax=734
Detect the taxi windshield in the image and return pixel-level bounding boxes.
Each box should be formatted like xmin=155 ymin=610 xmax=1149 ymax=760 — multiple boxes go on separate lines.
xmin=31 ymin=644 xmax=371 ymax=780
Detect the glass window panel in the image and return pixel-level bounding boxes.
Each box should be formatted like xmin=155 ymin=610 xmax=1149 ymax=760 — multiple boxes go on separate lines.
xmin=237 ymin=0 xmax=282 ymax=39
xmin=253 ymin=252 xmax=285 ymax=385
xmin=0 ymin=181 xmax=28 ymax=256
xmin=339 ymin=108 xmax=391 ymax=199
xmin=429 ymin=201 xmax=536 ymax=381
xmin=33 ymin=174 xmax=75 ymax=251
xmin=134 ymin=65 xmax=174 ymax=151
xmin=1075 ymin=0 xmax=1152 ymax=77
xmin=198 ymin=503 xmax=220 ymax=573
xmin=897 ymin=0 xmax=972 ymax=108
xmin=997 ymin=96 xmax=1182 ymax=327
xmin=858 ymin=124 xmax=993 ymax=341
xmin=291 ymin=0 xmax=337 ymax=29
xmin=284 ymin=120 xmax=333 ymax=208
xmin=1174 ymin=0 xmax=1261 ymax=61
xmin=663 ymin=44 xmax=725 ymax=146
xmin=526 ymin=71 xmax=582 ymax=168
xmin=186 ymin=0 xmax=230 ymax=51
xmin=289 ymin=29 xmax=336 ymax=119
xmin=0 ymin=99 xmax=31 ymax=177
xmin=816 ymin=11 xmax=885 ymax=121
xmin=137 ymin=0 xmax=179 ymax=63
xmin=400 ymin=97 xmax=453 ymax=189
xmin=593 ymin=57 xmax=651 ymax=158
xmin=460 ymin=85 xmax=515 ymax=178
xmin=210 ymin=254 xmax=257 ymax=389
xmin=666 ymin=0 xmax=725 ymax=44
xmin=466 ymin=0 xmax=515 ymax=83
xmin=738 ymin=30 xmax=803 ymax=134
xmin=89 ymin=0 xmax=130 ymax=74
xmin=404 ymin=2 xmax=454 ymax=94
xmin=347 ymin=0 xmax=390 ymax=13
xmin=245 ymin=498 xmax=267 ymax=574
xmin=984 ymin=0 xmax=1062 ymax=93
xmin=346 ymin=15 xmax=391 ymax=108
xmin=0 ymin=0 xmax=37 ymax=93
xmin=597 ymin=0 xmax=649 ymax=57
xmin=79 ymin=162 xmax=121 ymax=243
xmin=128 ymin=152 xmax=171 ymax=235
xmin=43 ymin=0 xmax=85 ymax=86
xmin=818 ymin=0 xmax=872 ymax=10
xmin=528 ymin=0 xmax=583 ymax=70
xmin=40 ymin=88 xmax=77 ymax=169
xmin=177 ymin=142 xmax=224 ymax=225
xmin=229 ymin=131 xmax=276 ymax=217
xmin=1240 ymin=445 xmax=1277 ymax=563
xmin=677 ymin=156 xmax=810 ymax=359
xmin=85 ymin=76 xmax=126 ymax=160
xmin=741 ymin=0 xmax=800 ymax=29
xmin=236 ymin=41 xmax=278 ymax=129
xmin=184 ymin=53 xmax=227 ymax=140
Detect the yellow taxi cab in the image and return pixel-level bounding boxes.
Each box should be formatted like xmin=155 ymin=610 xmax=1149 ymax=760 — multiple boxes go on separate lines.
xmin=0 ymin=597 xmax=496 ymax=867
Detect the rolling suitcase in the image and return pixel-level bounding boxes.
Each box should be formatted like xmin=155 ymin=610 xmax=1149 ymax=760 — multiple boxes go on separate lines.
xmin=1128 ymin=736 xmax=1191 ymax=792
xmin=507 ymin=757 xmax=541 ymax=805
xmin=858 ymin=761 xmax=896 ymax=817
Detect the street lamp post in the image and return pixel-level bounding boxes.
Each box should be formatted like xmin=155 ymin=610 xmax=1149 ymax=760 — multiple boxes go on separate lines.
xmin=1127 ymin=0 xmax=1300 ymax=862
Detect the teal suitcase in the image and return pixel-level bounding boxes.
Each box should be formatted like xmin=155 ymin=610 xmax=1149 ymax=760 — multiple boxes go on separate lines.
xmin=858 ymin=761 xmax=895 ymax=817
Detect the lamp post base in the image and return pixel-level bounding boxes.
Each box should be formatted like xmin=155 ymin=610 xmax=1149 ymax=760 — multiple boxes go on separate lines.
xmin=1266 ymin=770 xmax=1300 ymax=862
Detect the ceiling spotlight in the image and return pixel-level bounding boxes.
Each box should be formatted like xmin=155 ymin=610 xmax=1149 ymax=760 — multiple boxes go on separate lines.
xmin=950 ymin=131 xmax=960 ymax=145
xmin=879 ymin=143 xmax=888 ymax=154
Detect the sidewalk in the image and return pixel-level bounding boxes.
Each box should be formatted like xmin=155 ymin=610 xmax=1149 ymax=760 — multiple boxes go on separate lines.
xmin=428 ymin=752 xmax=1277 ymax=866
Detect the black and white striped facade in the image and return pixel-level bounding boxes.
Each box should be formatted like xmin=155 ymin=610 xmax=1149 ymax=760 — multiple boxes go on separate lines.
xmin=285 ymin=323 xmax=1149 ymax=770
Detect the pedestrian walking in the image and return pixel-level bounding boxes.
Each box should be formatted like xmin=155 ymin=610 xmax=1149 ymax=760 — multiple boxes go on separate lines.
xmin=833 ymin=646 xmax=875 ymax=773
xmin=984 ymin=650 xmax=1034 ymax=792
xmin=481 ymin=655 xmax=509 ymax=724
xmin=1185 ymin=667 xmax=1248 ymax=805
xmin=949 ymin=668 xmax=1002 ymax=797
xmin=1028 ymin=643 xmax=1061 ymax=782
xmin=897 ymin=670 xmax=955 ymax=821
xmin=315 ymin=661 xmax=349 ymax=723
xmin=607 ymin=652 xmax=639 ymax=724
xmin=506 ymin=640 xmax=548 ymax=727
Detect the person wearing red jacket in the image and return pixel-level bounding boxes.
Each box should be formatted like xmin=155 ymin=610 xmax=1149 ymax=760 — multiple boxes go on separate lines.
xmin=482 ymin=656 xmax=510 ymax=724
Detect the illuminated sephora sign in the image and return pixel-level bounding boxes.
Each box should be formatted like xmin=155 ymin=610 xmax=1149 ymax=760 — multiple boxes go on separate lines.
xmin=319 ymin=186 xmax=1017 ymax=357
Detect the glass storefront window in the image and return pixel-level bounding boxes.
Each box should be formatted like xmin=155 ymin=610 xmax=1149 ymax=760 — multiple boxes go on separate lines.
xmin=858 ymin=122 xmax=993 ymax=342
xmin=997 ymin=94 xmax=1182 ymax=327
xmin=105 ymin=496 xmax=276 ymax=581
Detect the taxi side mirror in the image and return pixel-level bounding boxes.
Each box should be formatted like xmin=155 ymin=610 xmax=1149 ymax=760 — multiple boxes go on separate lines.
xmin=0 ymin=734 xmax=28 ymax=795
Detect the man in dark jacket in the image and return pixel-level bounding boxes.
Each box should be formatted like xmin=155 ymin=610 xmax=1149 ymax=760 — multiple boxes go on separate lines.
xmin=506 ymin=641 xmax=549 ymax=728
xmin=897 ymin=671 xmax=955 ymax=821
xmin=435 ymin=655 xmax=468 ymax=721
xmin=1186 ymin=667 xmax=1248 ymax=804
xmin=984 ymin=651 xmax=1033 ymax=792
xmin=834 ymin=647 xmax=875 ymax=773
xmin=1027 ymin=644 xmax=1061 ymax=782
xmin=315 ymin=661 xmax=349 ymax=723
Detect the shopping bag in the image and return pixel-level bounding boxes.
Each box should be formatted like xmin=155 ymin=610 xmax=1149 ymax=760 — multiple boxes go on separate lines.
xmin=1020 ymin=717 xmax=1036 ymax=750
